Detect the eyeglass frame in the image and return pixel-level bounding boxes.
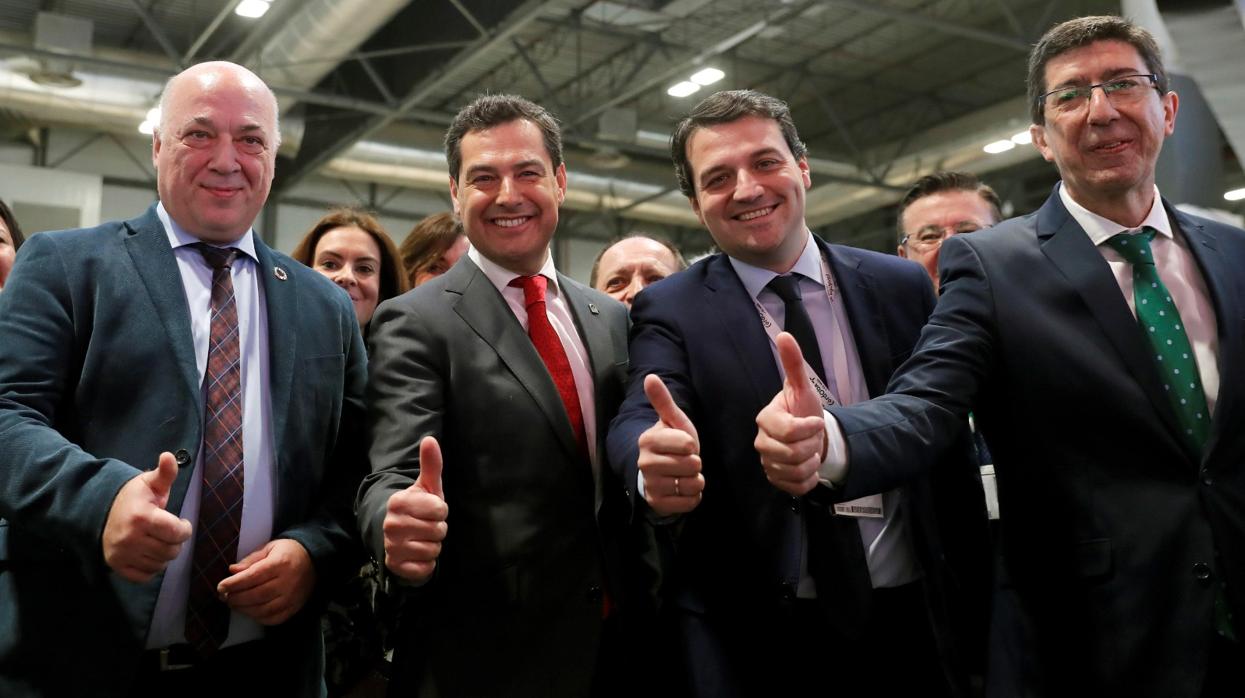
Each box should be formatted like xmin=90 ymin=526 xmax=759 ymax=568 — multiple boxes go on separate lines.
xmin=899 ymin=224 xmax=983 ymax=251
xmin=1036 ymin=73 xmax=1161 ymax=113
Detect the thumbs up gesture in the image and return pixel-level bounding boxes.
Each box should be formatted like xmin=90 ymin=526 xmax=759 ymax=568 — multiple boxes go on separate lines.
xmin=102 ymin=451 xmax=194 ymax=582
xmin=755 ymin=332 xmax=830 ymax=496
xmin=637 ymin=374 xmax=704 ymax=516
xmin=383 ymin=436 xmax=449 ymax=583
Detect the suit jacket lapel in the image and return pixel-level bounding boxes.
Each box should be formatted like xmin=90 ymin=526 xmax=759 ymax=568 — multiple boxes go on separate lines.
xmin=822 ymin=240 xmax=893 ymax=398
xmin=450 ymin=259 xmax=581 ymax=461
xmin=1036 ymin=191 xmax=1188 ymax=453
xmin=1169 ymin=206 xmax=1243 ymax=462
xmin=255 ymin=239 xmax=298 ymax=496
xmin=703 ymin=254 xmax=779 ymax=403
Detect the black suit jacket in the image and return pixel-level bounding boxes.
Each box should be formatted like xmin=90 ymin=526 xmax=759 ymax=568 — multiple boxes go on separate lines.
xmin=829 ymin=189 xmax=1245 ymax=697
xmin=0 ymin=206 xmax=367 ymax=697
xmin=607 ymin=236 xmax=988 ymax=693
xmin=356 ymin=256 xmax=633 ymax=697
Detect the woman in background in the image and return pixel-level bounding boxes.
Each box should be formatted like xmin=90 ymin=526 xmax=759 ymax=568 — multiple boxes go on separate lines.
xmin=0 ymin=198 xmax=27 ymax=292
xmin=398 ymin=211 xmax=468 ymax=288
xmin=292 ymin=207 xmax=406 ymax=329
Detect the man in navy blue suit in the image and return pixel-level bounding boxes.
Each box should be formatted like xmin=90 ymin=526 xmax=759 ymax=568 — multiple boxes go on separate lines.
xmin=761 ymin=16 xmax=1245 ymax=697
xmin=0 ymin=61 xmax=365 ymax=697
xmin=607 ymin=90 xmax=987 ymax=696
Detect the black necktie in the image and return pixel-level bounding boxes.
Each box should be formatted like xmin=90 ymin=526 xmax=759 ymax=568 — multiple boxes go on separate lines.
xmin=767 ymin=274 xmax=827 ymax=383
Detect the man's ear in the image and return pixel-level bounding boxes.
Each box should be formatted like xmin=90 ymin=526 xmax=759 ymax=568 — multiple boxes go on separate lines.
xmin=1030 ymin=124 xmax=1054 ymax=163
xmin=449 ymin=175 xmax=462 ymax=217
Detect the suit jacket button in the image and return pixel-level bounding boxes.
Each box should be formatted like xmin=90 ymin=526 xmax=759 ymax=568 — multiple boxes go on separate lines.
xmin=790 ymin=497 xmax=800 ymax=513
xmin=175 ymin=448 xmax=191 ymax=465
xmin=586 ymin=585 xmax=603 ymax=603
xmin=1193 ymin=562 xmax=1212 ymax=584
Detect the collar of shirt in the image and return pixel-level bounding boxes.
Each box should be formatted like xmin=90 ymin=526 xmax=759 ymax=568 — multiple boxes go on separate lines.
xmin=727 ymin=228 xmax=825 ymax=300
xmin=1058 ymin=182 xmax=1173 ymax=247
xmin=467 ymin=244 xmax=563 ymax=298
xmin=156 ymin=201 xmax=258 ymax=264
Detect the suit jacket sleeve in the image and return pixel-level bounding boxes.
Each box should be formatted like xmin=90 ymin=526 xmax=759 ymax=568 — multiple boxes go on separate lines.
xmin=0 ymin=232 xmax=139 ymax=564
xmin=830 ymin=234 xmax=995 ymax=499
xmin=355 ymin=296 xmax=444 ymax=565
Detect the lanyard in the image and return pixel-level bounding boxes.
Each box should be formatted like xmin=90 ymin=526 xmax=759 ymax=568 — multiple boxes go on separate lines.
xmin=751 ymin=250 xmax=848 ymax=408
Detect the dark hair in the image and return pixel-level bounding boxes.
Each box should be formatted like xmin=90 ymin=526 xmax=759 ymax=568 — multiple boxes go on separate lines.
xmin=444 ymin=94 xmax=563 ymax=182
xmin=399 ymin=211 xmax=465 ymax=287
xmin=670 ymin=89 xmax=807 ymax=198
xmin=588 ymin=233 xmax=689 ymax=289
xmin=1028 ymin=15 xmax=1168 ymax=125
xmin=0 ymin=198 xmax=25 ymax=250
xmin=896 ymin=172 xmax=1003 ymax=243
xmin=291 ymin=206 xmax=408 ymax=303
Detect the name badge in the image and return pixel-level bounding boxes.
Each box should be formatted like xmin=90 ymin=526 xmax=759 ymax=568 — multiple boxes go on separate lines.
xmin=834 ymin=494 xmax=884 ymax=518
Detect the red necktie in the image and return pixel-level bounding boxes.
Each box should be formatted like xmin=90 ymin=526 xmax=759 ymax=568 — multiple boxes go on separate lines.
xmin=185 ymin=243 xmax=245 ymax=655
xmin=509 ymin=275 xmax=587 ymax=456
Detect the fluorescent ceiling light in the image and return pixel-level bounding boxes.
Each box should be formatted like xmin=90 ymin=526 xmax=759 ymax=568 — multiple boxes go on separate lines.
xmin=690 ymin=68 xmax=725 ymax=86
xmin=235 ymin=0 xmax=271 ymax=19
xmin=146 ymin=107 xmax=161 ymax=124
xmin=667 ymin=81 xmax=701 ymax=98
xmin=138 ymin=120 xmax=155 ymax=135
xmin=1224 ymin=187 xmax=1245 ymax=202
xmin=1010 ymin=130 xmax=1032 ymax=145
xmin=983 ymin=139 xmax=1015 ymax=154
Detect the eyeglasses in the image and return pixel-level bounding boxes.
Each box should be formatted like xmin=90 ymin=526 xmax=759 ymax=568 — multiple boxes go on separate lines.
xmin=900 ymin=224 xmax=982 ymax=251
xmin=1038 ymin=73 xmax=1160 ymax=114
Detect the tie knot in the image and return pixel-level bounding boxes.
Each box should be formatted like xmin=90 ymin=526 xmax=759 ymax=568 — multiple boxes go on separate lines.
xmin=509 ymin=274 xmax=548 ymax=307
xmin=193 ymin=243 xmax=241 ymax=271
xmin=1104 ymin=227 xmax=1157 ymax=267
xmin=767 ymin=274 xmax=804 ymax=303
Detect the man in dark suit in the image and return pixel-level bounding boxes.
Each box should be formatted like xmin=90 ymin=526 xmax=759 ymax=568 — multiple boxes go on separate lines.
xmin=761 ymin=16 xmax=1245 ymax=697
xmin=607 ymin=89 xmax=987 ymax=696
xmin=0 ymin=62 xmax=365 ymax=697
xmin=356 ymin=95 xmax=633 ymax=697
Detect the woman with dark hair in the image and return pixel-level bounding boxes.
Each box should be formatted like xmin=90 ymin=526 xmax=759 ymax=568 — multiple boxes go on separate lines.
xmin=0 ymin=198 xmax=26 ymax=292
xmin=291 ymin=207 xmax=407 ymax=328
xmin=398 ymin=211 xmax=468 ymax=288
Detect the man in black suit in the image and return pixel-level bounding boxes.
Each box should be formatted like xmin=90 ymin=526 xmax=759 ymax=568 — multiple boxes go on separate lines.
xmin=607 ymin=89 xmax=987 ymax=696
xmin=356 ymin=95 xmax=634 ymax=696
xmin=762 ymin=15 xmax=1245 ymax=697
xmin=0 ymin=61 xmax=365 ymax=697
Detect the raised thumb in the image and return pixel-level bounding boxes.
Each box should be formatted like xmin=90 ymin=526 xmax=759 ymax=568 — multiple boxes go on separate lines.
xmin=644 ymin=374 xmax=697 ymax=438
xmin=414 ymin=436 xmax=444 ymax=499
xmin=147 ymin=451 xmax=179 ymax=505
xmin=776 ymin=332 xmax=819 ymax=417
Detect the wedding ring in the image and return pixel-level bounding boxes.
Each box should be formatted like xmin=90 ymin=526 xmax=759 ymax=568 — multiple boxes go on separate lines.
xmin=674 ymin=477 xmax=681 ymax=497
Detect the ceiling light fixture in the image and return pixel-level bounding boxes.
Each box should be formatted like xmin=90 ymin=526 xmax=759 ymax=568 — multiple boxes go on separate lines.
xmin=690 ymin=67 xmax=725 ymax=86
xmin=1010 ymin=130 xmax=1032 ymax=145
xmin=1224 ymin=187 xmax=1245 ymax=202
xmin=667 ymin=81 xmax=701 ymax=98
xmin=235 ymin=0 xmax=272 ymax=19
xmin=983 ymin=139 xmax=1016 ymax=154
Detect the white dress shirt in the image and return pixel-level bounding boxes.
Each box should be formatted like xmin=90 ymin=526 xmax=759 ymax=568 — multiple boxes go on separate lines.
xmin=466 ymin=246 xmax=601 ymax=507
xmin=146 ymin=202 xmax=276 ymax=649
xmin=730 ymin=230 xmax=921 ymax=594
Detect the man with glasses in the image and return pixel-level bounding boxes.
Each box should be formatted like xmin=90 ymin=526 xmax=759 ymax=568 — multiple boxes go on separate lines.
xmin=757 ymin=15 xmax=1245 ymax=696
xmin=897 ymin=171 xmax=1002 ymax=293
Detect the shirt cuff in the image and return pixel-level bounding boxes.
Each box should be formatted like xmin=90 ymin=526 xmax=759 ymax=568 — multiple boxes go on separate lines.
xmin=637 ymin=469 xmax=647 ymax=499
xmin=818 ymin=409 xmax=849 ymax=487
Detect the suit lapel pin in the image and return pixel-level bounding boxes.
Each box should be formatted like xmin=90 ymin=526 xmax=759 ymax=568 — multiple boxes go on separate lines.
xmin=588 ymin=303 xmax=599 ymax=315
xmin=274 ymin=266 xmax=288 ymax=281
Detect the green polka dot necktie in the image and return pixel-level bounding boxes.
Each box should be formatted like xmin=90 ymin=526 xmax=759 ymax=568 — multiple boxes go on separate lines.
xmin=1105 ymin=227 xmax=1235 ymax=641
xmin=1104 ymin=227 xmax=1210 ymax=452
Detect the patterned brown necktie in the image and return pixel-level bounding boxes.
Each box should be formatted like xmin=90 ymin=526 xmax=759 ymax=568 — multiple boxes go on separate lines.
xmin=185 ymin=243 xmax=245 ymax=654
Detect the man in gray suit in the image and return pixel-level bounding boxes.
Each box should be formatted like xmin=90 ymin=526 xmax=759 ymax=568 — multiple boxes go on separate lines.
xmin=357 ymin=94 xmax=634 ymax=696
xmin=0 ymin=61 xmax=365 ymax=696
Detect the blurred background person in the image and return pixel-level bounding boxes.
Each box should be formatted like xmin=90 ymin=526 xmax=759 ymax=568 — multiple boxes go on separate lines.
xmin=589 ymin=233 xmax=687 ymax=307
xmin=398 ymin=211 xmax=468 ymax=288
xmin=0 ymin=198 xmax=26 ymax=292
xmin=293 ymin=207 xmax=407 ymax=329
xmin=896 ymin=172 xmax=1002 ymax=293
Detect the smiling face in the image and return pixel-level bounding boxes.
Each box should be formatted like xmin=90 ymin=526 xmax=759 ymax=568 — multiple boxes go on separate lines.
xmin=1030 ymin=40 xmax=1177 ymax=223
xmin=594 ymin=237 xmax=681 ymax=307
xmin=153 ymin=62 xmax=277 ymax=244
xmin=449 ymin=119 xmax=566 ymax=275
xmin=312 ymin=225 xmax=382 ymax=326
xmin=685 ymin=115 xmax=811 ymax=273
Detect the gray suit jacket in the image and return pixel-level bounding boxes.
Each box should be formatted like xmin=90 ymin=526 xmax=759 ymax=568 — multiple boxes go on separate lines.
xmin=0 ymin=205 xmax=367 ymax=697
xmin=357 ymin=255 xmax=632 ymax=697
